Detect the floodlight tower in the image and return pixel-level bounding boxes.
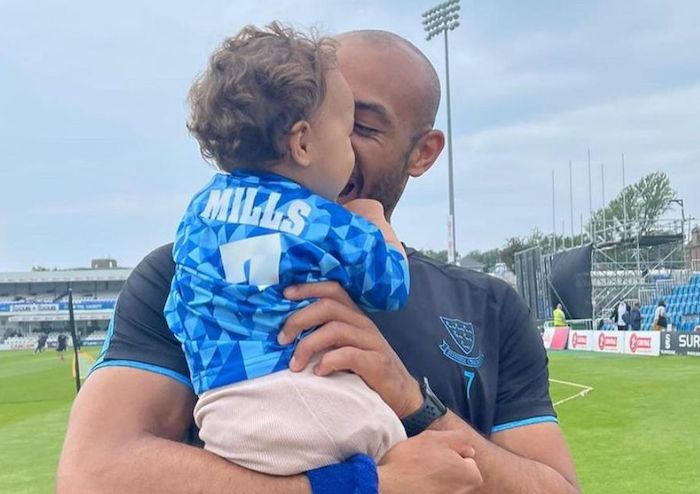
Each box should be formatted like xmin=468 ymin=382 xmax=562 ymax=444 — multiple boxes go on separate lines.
xmin=422 ymin=0 xmax=461 ymax=264
xmin=53 ymin=286 xmax=81 ymax=393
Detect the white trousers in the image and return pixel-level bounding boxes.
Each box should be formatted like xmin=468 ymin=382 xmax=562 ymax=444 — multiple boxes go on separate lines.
xmin=194 ymin=359 xmax=406 ymax=475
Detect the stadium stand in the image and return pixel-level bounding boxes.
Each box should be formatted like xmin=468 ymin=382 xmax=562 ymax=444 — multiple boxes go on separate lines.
xmin=641 ymin=274 xmax=700 ymax=331
xmin=0 ymin=261 xmax=129 ymax=343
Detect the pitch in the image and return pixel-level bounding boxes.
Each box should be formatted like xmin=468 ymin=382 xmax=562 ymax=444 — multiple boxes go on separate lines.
xmin=0 ymin=349 xmax=698 ymax=493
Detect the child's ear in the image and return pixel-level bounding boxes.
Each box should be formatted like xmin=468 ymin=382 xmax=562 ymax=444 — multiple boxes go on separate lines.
xmin=288 ymin=120 xmax=312 ymax=167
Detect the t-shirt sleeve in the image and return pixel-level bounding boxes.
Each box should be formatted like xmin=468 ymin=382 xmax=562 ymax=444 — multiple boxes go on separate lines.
xmin=91 ymin=243 xmax=192 ymax=389
xmin=492 ymin=284 xmax=557 ymax=433
xmin=324 ymin=207 xmax=409 ymax=312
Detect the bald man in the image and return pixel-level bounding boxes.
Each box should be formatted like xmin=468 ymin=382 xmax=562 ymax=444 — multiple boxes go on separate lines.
xmin=58 ymin=30 xmax=579 ymax=494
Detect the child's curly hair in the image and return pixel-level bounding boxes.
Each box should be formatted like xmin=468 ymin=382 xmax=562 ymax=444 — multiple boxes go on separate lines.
xmin=187 ymin=22 xmax=337 ymax=171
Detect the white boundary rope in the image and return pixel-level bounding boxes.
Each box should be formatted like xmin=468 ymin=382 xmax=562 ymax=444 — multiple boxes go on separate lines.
xmin=549 ymin=378 xmax=594 ymax=407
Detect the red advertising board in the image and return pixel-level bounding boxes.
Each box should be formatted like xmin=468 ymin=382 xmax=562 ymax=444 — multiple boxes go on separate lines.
xmin=623 ymin=331 xmax=660 ymax=356
xmin=568 ymin=330 xmax=594 ymax=351
xmin=595 ymin=331 xmax=624 ymax=354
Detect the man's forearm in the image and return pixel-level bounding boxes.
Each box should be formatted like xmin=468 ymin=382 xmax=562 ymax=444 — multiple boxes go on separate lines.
xmin=430 ymin=411 xmax=580 ymax=494
xmin=58 ymin=431 xmax=310 ymax=494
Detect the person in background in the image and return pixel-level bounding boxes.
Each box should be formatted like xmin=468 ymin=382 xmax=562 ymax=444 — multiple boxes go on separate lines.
xmin=56 ymin=333 xmax=68 ymax=360
xmin=629 ymin=302 xmax=642 ymax=331
xmin=653 ymin=300 xmax=667 ymax=331
xmin=553 ymin=303 xmax=567 ymax=327
xmin=612 ymin=301 xmax=630 ymax=331
xmin=34 ymin=333 xmax=48 ymax=354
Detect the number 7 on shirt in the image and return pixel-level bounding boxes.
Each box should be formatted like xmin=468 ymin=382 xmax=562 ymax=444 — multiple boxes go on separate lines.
xmin=219 ymin=233 xmax=282 ymax=289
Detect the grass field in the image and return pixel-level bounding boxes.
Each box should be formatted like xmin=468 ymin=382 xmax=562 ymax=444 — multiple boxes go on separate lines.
xmin=1 ymin=349 xmax=698 ymax=493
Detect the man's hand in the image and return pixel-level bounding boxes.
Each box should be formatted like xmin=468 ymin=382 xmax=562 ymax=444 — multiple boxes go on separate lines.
xmin=278 ymin=281 xmax=422 ymax=418
xmin=378 ymin=431 xmax=483 ymax=494
xmin=279 ymin=281 xmax=580 ymax=494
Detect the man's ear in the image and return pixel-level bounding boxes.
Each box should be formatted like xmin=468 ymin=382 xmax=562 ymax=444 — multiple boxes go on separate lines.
xmin=406 ymin=129 xmax=445 ymax=178
xmin=288 ymin=120 xmax=313 ymax=167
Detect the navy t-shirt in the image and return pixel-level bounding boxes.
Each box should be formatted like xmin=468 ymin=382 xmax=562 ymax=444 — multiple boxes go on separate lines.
xmin=93 ymin=244 xmax=556 ymax=437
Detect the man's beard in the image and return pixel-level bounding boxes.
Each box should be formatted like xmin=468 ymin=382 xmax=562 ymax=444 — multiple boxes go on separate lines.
xmin=364 ymin=155 xmax=412 ymax=220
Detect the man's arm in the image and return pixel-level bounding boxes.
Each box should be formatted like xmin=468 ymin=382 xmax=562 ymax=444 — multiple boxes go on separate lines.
xmin=58 ymin=366 xmax=482 ymax=494
xmin=57 ymin=367 xmax=310 ymax=494
xmin=282 ymin=282 xmax=580 ymax=494
xmin=430 ymin=411 xmax=579 ymax=493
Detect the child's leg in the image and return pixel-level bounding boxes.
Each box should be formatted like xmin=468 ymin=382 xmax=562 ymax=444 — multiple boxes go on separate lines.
xmin=194 ymin=357 xmax=406 ymax=476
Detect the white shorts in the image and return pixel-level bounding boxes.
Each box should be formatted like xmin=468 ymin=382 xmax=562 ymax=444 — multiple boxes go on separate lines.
xmin=193 ymin=357 xmax=406 ymax=475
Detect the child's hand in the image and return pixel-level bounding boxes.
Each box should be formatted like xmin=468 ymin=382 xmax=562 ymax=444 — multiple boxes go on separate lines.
xmin=344 ymin=199 xmax=386 ymax=226
xmin=344 ymin=199 xmax=405 ymax=259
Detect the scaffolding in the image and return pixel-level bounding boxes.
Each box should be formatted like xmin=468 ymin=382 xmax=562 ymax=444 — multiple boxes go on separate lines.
xmin=515 ymin=214 xmax=693 ymax=324
xmin=590 ymin=217 xmax=689 ymax=320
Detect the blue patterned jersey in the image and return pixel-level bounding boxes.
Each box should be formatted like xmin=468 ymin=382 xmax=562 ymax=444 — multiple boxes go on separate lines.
xmin=164 ymin=170 xmax=410 ymax=394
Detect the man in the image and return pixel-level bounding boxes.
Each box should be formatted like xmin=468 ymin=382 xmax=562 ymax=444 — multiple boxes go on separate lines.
xmin=629 ymin=302 xmax=642 ymax=331
xmin=56 ymin=333 xmax=67 ymax=360
xmin=615 ymin=301 xmax=630 ymax=331
xmin=34 ymin=333 xmax=48 ymax=354
xmin=553 ymin=303 xmax=567 ymax=327
xmin=58 ymin=30 xmax=579 ymax=493
xmin=653 ymin=300 xmax=667 ymax=331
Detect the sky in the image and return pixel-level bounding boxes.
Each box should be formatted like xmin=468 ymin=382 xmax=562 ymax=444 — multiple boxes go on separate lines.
xmin=1 ymin=0 xmax=698 ymax=271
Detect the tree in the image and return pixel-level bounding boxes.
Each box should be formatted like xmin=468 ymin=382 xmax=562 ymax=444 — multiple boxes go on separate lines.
xmin=464 ymin=248 xmax=501 ymax=272
xmin=500 ymin=237 xmax=529 ymax=272
xmin=589 ymin=172 xmax=676 ymax=240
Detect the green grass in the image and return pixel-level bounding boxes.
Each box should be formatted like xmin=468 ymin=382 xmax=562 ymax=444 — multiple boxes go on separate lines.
xmin=548 ymin=351 xmax=700 ymax=494
xmin=0 ymin=349 xmax=698 ymax=493
xmin=0 ymin=349 xmax=98 ymax=494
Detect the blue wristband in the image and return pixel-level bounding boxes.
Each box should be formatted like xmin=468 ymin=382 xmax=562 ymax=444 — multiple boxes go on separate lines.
xmin=306 ymin=454 xmax=378 ymax=494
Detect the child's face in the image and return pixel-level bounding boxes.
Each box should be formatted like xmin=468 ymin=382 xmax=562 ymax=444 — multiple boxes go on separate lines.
xmin=307 ymin=69 xmax=356 ymax=200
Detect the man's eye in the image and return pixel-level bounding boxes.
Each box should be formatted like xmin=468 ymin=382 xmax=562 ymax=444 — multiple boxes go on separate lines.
xmin=353 ymin=123 xmax=378 ymax=136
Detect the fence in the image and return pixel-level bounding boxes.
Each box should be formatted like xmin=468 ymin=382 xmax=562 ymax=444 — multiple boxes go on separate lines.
xmin=543 ymin=318 xmax=595 ymax=330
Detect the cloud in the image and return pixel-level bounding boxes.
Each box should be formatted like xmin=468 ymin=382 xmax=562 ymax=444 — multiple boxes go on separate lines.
xmin=1 ymin=0 xmax=698 ymax=269
xmin=393 ymin=82 xmax=700 ymax=252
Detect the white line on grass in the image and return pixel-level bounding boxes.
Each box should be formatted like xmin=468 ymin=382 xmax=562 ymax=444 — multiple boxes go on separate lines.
xmin=549 ymin=378 xmax=594 ymax=407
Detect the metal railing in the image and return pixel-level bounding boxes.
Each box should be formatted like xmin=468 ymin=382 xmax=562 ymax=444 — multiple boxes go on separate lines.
xmin=639 ymin=288 xmax=657 ymax=306
xmin=543 ymin=318 xmax=595 ymax=330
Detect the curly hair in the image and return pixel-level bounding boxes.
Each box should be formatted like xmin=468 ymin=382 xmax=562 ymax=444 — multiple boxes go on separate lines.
xmin=187 ymin=22 xmax=337 ymax=171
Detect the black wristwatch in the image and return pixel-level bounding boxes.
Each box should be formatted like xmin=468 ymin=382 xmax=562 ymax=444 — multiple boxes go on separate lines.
xmin=401 ymin=377 xmax=447 ymax=437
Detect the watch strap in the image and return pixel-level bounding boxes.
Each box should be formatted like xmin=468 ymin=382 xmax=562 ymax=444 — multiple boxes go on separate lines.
xmin=401 ymin=377 xmax=447 ymax=437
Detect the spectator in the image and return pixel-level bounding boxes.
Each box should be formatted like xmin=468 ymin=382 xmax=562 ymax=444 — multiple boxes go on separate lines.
xmin=553 ymin=303 xmax=567 ymax=327
xmin=629 ymin=302 xmax=642 ymax=331
xmin=611 ymin=301 xmax=630 ymax=331
xmin=653 ymin=300 xmax=667 ymax=331
xmin=56 ymin=334 xmax=67 ymax=360
xmin=34 ymin=333 xmax=48 ymax=354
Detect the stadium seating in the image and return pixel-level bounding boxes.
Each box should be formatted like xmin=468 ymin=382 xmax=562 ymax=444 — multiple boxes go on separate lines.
xmin=641 ymin=274 xmax=700 ymax=331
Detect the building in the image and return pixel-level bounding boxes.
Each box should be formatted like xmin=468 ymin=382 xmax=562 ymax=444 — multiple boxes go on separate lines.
xmin=0 ymin=261 xmax=131 ymax=339
xmin=459 ymin=257 xmax=485 ymax=272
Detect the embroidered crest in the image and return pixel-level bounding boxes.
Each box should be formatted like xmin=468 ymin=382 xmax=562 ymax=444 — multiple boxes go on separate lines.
xmin=438 ymin=317 xmax=484 ymax=399
xmin=438 ymin=316 xmax=484 ymax=368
